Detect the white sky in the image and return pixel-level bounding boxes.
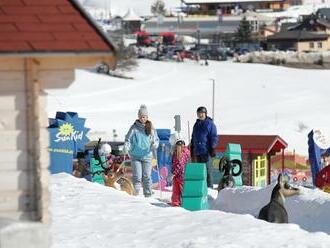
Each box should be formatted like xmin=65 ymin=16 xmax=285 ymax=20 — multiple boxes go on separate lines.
xmin=46 ymin=59 xmax=330 ymax=156
xmin=50 ymin=173 xmax=330 ymax=247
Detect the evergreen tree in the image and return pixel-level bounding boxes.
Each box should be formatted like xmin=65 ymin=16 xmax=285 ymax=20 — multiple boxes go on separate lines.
xmin=151 ymin=0 xmax=166 ymax=16
xmin=235 ymin=17 xmax=252 ymax=42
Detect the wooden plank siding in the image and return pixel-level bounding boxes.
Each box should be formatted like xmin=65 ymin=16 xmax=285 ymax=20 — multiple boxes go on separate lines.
xmin=0 ymin=55 xmax=115 ymax=223
xmin=0 ymin=57 xmax=34 ymax=220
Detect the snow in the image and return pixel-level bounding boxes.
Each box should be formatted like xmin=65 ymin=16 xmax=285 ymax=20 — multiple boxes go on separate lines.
xmin=51 ymin=173 xmax=330 ymax=247
xmin=212 ymin=185 xmax=330 ymax=234
xmin=261 ymin=3 xmax=330 ymax=19
xmin=46 ymin=59 xmax=330 ymax=156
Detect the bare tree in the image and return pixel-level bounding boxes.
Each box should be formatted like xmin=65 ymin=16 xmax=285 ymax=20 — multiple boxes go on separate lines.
xmin=112 ymin=41 xmax=138 ymax=72
xmin=151 ymin=0 xmax=166 ymax=16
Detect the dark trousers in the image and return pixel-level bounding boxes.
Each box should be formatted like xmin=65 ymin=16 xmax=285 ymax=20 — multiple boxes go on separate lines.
xmin=194 ymin=155 xmax=213 ymax=188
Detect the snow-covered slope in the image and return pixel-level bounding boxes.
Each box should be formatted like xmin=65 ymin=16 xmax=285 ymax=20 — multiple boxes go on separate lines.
xmin=51 ymin=174 xmax=330 ymax=248
xmin=45 ymin=60 xmax=330 ymax=155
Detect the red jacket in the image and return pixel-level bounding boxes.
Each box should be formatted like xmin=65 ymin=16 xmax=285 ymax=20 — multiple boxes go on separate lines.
xmin=171 ymin=147 xmax=190 ymax=181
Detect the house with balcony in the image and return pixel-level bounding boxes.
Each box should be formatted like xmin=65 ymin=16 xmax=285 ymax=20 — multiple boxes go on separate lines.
xmin=181 ymin=0 xmax=298 ymax=16
xmin=267 ymin=12 xmax=330 ymax=51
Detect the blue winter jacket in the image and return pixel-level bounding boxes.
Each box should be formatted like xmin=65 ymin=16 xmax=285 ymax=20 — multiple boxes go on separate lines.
xmin=124 ymin=120 xmax=159 ymax=160
xmin=191 ymin=117 xmax=218 ymax=156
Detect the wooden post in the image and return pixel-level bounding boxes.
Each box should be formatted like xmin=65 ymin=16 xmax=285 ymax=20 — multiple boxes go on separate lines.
xmin=267 ymin=154 xmax=271 ymax=185
xmin=281 ymin=148 xmax=285 ymax=172
xmin=25 ymin=58 xmax=43 ymax=222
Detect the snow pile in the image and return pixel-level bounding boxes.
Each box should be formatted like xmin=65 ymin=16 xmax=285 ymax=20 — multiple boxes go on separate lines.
xmin=51 ymin=173 xmax=330 ymax=248
xmin=237 ymin=51 xmax=330 ymax=65
xmin=212 ymin=184 xmax=330 ymax=234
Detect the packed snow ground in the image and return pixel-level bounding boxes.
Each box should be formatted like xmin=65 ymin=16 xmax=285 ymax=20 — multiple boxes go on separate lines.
xmin=46 ymin=59 xmax=330 ymax=156
xmin=51 ymin=173 xmax=330 ymax=248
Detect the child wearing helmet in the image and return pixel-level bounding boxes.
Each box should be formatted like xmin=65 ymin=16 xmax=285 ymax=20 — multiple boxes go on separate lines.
xmin=100 ymin=143 xmax=112 ymax=156
xmin=171 ymin=139 xmax=190 ymax=206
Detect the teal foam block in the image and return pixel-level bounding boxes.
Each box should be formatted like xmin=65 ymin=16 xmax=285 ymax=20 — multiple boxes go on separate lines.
xmin=182 ymin=180 xmax=208 ymax=197
xmin=184 ymin=163 xmax=207 ymax=180
xmin=182 ymin=196 xmax=208 ymax=211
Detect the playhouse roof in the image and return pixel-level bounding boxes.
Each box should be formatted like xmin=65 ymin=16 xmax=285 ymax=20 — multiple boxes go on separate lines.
xmin=0 ymin=0 xmax=116 ymax=54
xmin=216 ymin=134 xmax=288 ymax=155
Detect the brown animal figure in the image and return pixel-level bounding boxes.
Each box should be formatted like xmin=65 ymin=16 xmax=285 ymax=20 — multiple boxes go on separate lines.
xmin=103 ymin=171 xmax=135 ymax=196
xmin=258 ymin=173 xmax=300 ymax=223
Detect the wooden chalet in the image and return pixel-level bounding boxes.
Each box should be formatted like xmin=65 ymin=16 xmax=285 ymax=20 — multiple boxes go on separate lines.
xmin=182 ymin=0 xmax=296 ymax=15
xmin=0 ymin=0 xmax=116 ymax=246
xmin=267 ymin=11 xmax=330 ymax=51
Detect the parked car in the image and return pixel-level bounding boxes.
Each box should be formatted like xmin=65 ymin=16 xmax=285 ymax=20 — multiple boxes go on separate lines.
xmin=198 ymin=48 xmax=227 ymax=61
xmin=234 ymin=47 xmax=250 ymax=55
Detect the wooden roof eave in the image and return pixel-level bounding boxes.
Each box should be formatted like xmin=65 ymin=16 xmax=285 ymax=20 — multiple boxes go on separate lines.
xmin=267 ymin=136 xmax=288 ymax=154
xmin=0 ymin=51 xmax=116 ymax=58
xmin=267 ymin=36 xmax=328 ymax=42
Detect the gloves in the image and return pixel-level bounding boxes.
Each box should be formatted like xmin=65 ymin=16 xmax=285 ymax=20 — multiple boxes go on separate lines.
xmin=122 ymin=143 xmax=129 ymax=155
xmin=209 ymin=148 xmax=216 ymax=158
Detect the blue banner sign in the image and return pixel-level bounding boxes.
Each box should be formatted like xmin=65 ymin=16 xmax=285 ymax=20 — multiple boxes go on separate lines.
xmin=48 ymin=112 xmax=90 ymax=174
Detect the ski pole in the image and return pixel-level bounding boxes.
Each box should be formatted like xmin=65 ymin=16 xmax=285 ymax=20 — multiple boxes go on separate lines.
xmin=155 ymin=146 xmax=162 ymax=199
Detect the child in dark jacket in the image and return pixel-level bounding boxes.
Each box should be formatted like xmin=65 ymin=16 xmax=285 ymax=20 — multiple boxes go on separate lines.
xmin=171 ymin=140 xmax=190 ymax=206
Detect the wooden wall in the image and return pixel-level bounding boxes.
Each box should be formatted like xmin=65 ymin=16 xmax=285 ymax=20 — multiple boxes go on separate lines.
xmin=0 ymin=58 xmax=32 ymax=220
xmin=0 ymin=54 xmax=115 ymax=223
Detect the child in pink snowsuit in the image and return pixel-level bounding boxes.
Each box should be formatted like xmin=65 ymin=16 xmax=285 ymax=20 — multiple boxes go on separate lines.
xmin=171 ymin=140 xmax=190 ymax=206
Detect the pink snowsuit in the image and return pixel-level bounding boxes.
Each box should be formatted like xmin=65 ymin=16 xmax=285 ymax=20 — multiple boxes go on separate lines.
xmin=171 ymin=147 xmax=190 ymax=206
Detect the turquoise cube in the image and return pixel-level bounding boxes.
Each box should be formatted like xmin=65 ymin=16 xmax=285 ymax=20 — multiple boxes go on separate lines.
xmin=182 ymin=196 xmax=208 ymax=211
xmin=182 ymin=180 xmax=208 ymax=197
xmin=225 ymin=143 xmax=242 ymax=161
xmin=184 ymin=163 xmax=207 ymax=180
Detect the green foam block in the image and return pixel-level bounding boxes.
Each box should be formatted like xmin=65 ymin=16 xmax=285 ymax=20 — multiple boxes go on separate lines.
xmin=184 ymin=163 xmax=207 ymax=180
xmin=182 ymin=196 xmax=208 ymax=211
xmin=182 ymin=180 xmax=208 ymax=197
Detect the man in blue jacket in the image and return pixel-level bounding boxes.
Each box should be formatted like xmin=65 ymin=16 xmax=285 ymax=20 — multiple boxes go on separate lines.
xmin=191 ymin=106 xmax=218 ymax=188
